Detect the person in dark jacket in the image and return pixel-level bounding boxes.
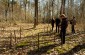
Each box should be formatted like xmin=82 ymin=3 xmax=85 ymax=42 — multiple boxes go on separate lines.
xmin=51 ymin=18 xmax=55 ymax=31
xmin=70 ymin=16 xmax=76 ymax=34
xmin=60 ymin=14 xmax=68 ymax=44
xmin=55 ymin=18 xmax=60 ymax=33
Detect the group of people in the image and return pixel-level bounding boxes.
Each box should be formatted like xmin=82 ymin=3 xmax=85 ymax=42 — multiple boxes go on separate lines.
xmin=51 ymin=14 xmax=76 ymax=45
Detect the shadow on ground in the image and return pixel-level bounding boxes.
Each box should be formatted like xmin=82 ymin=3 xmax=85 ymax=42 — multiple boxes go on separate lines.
xmin=27 ymin=44 xmax=60 ymax=55
xmin=59 ymin=43 xmax=85 ymax=55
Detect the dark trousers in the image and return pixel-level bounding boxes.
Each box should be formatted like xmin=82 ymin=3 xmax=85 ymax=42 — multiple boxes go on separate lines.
xmin=60 ymin=29 xmax=66 ymax=44
xmin=52 ymin=25 xmax=54 ymax=31
xmin=56 ymin=25 xmax=59 ymax=33
xmin=72 ymin=25 xmax=75 ymax=33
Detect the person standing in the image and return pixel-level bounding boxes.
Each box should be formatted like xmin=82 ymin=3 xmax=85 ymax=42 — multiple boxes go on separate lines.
xmin=60 ymin=14 xmax=68 ymax=44
xmin=51 ymin=18 xmax=55 ymax=31
xmin=55 ymin=18 xmax=60 ymax=33
xmin=70 ymin=16 xmax=76 ymax=34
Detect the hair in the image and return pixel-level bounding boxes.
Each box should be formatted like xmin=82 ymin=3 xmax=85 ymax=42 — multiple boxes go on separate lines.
xmin=60 ymin=14 xmax=66 ymax=17
xmin=73 ymin=16 xmax=75 ymax=18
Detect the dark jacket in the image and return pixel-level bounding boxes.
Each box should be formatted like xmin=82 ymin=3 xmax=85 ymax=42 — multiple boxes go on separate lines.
xmin=70 ymin=18 xmax=76 ymax=25
xmin=61 ymin=18 xmax=68 ymax=30
xmin=51 ymin=19 xmax=55 ymax=26
xmin=56 ymin=18 xmax=60 ymax=25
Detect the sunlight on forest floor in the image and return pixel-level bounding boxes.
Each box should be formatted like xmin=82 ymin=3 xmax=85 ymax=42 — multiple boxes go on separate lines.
xmin=0 ymin=23 xmax=85 ymax=55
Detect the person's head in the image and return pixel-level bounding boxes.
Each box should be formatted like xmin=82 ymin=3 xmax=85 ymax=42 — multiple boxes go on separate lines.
xmin=60 ymin=14 xmax=66 ymax=19
xmin=73 ymin=16 xmax=75 ymax=19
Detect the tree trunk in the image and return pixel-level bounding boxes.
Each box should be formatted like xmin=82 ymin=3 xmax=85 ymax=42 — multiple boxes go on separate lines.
xmin=12 ymin=0 xmax=13 ymax=20
xmin=24 ymin=0 xmax=27 ymax=20
xmin=34 ymin=0 xmax=38 ymax=28
xmin=60 ymin=0 xmax=66 ymax=15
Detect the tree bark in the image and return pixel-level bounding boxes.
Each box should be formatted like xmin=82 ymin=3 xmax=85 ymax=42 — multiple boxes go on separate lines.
xmin=34 ymin=0 xmax=38 ymax=28
xmin=60 ymin=0 xmax=66 ymax=15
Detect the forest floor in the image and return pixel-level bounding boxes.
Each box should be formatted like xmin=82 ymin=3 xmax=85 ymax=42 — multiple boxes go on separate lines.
xmin=0 ymin=23 xmax=85 ymax=55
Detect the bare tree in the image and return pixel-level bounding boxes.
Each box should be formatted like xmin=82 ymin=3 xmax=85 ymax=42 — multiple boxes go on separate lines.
xmin=34 ymin=0 xmax=38 ymax=28
xmin=23 ymin=0 xmax=27 ymax=20
xmin=60 ymin=0 xmax=66 ymax=15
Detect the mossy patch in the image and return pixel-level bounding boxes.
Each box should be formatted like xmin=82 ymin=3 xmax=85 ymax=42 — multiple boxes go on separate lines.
xmin=16 ymin=41 xmax=28 ymax=49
